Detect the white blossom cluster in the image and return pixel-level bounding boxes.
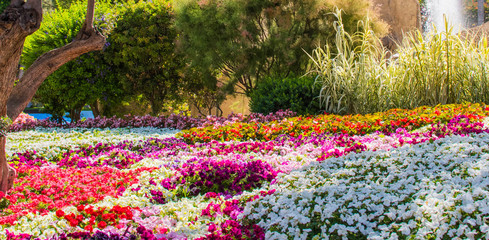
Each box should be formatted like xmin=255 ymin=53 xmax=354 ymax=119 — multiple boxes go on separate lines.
xmin=242 ymin=133 xmax=489 ymax=240
xmin=6 ymin=127 xmax=180 ymax=159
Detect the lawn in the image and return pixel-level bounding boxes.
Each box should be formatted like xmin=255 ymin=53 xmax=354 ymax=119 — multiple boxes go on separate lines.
xmin=3 ymin=103 xmax=489 ymax=239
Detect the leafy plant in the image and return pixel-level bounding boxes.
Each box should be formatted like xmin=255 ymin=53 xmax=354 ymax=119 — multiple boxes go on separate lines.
xmin=0 ymin=116 xmax=12 ymax=137
xmin=0 ymin=0 xmax=9 ymax=13
xmin=390 ymin=23 xmax=489 ymax=109
xmin=103 ymin=0 xmax=184 ymax=116
xmin=249 ymin=76 xmax=322 ymax=115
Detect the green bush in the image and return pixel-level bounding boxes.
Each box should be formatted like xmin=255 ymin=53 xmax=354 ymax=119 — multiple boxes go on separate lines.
xmin=103 ymin=0 xmax=184 ymax=116
xmin=249 ymin=76 xmax=321 ymax=115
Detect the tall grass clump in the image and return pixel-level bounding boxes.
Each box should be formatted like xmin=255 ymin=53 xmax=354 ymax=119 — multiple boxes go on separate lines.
xmin=307 ymin=11 xmax=391 ymax=114
xmin=308 ymin=14 xmax=489 ymax=115
xmin=392 ymin=23 xmax=489 ymax=108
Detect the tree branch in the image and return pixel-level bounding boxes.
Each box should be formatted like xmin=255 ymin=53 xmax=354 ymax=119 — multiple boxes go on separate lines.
xmin=6 ymin=0 xmax=105 ymax=120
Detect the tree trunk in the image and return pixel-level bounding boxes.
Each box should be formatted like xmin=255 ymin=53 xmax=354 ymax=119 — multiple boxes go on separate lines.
xmin=90 ymin=100 xmax=100 ymax=117
xmin=0 ymin=104 xmax=16 ymax=194
xmin=69 ymin=107 xmax=82 ymax=123
xmin=0 ymin=0 xmax=105 ymax=194
xmin=479 ymin=0 xmax=485 ymax=26
xmin=150 ymin=99 xmax=162 ymax=116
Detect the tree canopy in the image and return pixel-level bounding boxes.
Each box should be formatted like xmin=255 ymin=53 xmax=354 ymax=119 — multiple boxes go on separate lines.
xmin=102 ymin=0 xmax=184 ymax=116
xmin=175 ymin=0 xmax=388 ymax=96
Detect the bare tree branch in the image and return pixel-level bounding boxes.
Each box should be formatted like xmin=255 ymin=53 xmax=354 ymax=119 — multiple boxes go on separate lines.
xmin=86 ymin=0 xmax=95 ymax=28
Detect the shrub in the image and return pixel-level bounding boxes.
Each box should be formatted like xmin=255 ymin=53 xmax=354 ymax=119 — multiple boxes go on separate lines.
xmin=103 ymin=0 xmax=185 ymax=116
xmin=249 ymin=76 xmax=321 ymax=115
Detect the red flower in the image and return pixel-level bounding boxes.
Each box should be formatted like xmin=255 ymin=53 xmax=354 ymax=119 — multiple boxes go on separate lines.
xmin=98 ymin=221 xmax=107 ymax=229
xmin=85 ymin=224 xmax=93 ymax=232
xmin=76 ymin=205 xmax=85 ymax=212
xmin=102 ymin=213 xmax=111 ymax=221
xmin=55 ymin=209 xmax=65 ymax=218
xmin=69 ymin=220 xmax=79 ymax=227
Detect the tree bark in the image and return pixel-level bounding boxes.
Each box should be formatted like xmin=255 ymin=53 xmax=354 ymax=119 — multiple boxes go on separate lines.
xmin=90 ymin=100 xmax=101 ymax=117
xmin=0 ymin=0 xmax=105 ymax=194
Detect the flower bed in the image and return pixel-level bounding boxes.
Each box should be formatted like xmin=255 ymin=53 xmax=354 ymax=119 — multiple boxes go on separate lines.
xmin=8 ymin=110 xmax=296 ymax=133
xmin=3 ymin=104 xmax=489 ymax=239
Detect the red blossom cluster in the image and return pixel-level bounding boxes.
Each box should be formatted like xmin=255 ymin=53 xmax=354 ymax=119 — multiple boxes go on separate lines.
xmin=56 ymin=205 xmax=138 ymax=232
xmin=0 ymin=166 xmax=155 ymax=226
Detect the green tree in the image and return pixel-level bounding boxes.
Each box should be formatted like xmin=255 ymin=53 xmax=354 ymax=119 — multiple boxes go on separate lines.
xmin=175 ymin=0 xmax=387 ymax=96
xmin=103 ymin=0 xmax=184 ymax=116
xmin=21 ymin=0 xmax=123 ymax=122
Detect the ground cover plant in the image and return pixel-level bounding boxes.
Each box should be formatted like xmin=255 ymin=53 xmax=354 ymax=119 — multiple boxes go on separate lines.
xmin=2 ymin=103 xmax=489 ymax=239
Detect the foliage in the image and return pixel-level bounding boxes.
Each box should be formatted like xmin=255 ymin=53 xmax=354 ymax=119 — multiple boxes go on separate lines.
xmin=308 ymin=16 xmax=489 ymax=115
xmin=103 ymin=0 xmax=184 ymax=116
xmin=390 ymin=25 xmax=489 ymax=109
xmin=0 ymin=0 xmax=8 ymax=13
xmin=21 ymin=0 xmax=124 ymax=122
xmin=307 ymin=12 xmax=389 ymax=115
xmin=249 ymin=75 xmax=321 ymax=116
xmin=175 ymin=0 xmax=388 ymax=96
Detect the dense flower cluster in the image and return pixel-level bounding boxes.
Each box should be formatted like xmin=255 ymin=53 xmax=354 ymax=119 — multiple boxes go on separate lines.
xmin=179 ymin=103 xmax=489 ymax=143
xmin=147 ymin=158 xmax=279 ymax=203
xmin=243 ymin=132 xmax=489 ymax=239
xmin=8 ymin=110 xmax=296 ymax=133
xmin=0 ymin=166 xmax=151 ymax=226
xmin=4 ymin=103 xmax=489 ymax=239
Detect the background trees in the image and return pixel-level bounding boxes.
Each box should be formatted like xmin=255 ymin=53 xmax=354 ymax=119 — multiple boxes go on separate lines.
xmin=175 ymin=0 xmax=388 ymax=96
xmin=0 ymin=1 xmax=8 ymax=12
xmin=22 ymin=0 xmax=183 ymax=119
xmin=103 ymin=0 xmax=184 ymax=116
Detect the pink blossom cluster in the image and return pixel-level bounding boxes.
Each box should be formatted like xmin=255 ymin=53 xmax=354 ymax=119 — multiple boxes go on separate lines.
xmin=8 ymin=110 xmax=296 ymax=132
